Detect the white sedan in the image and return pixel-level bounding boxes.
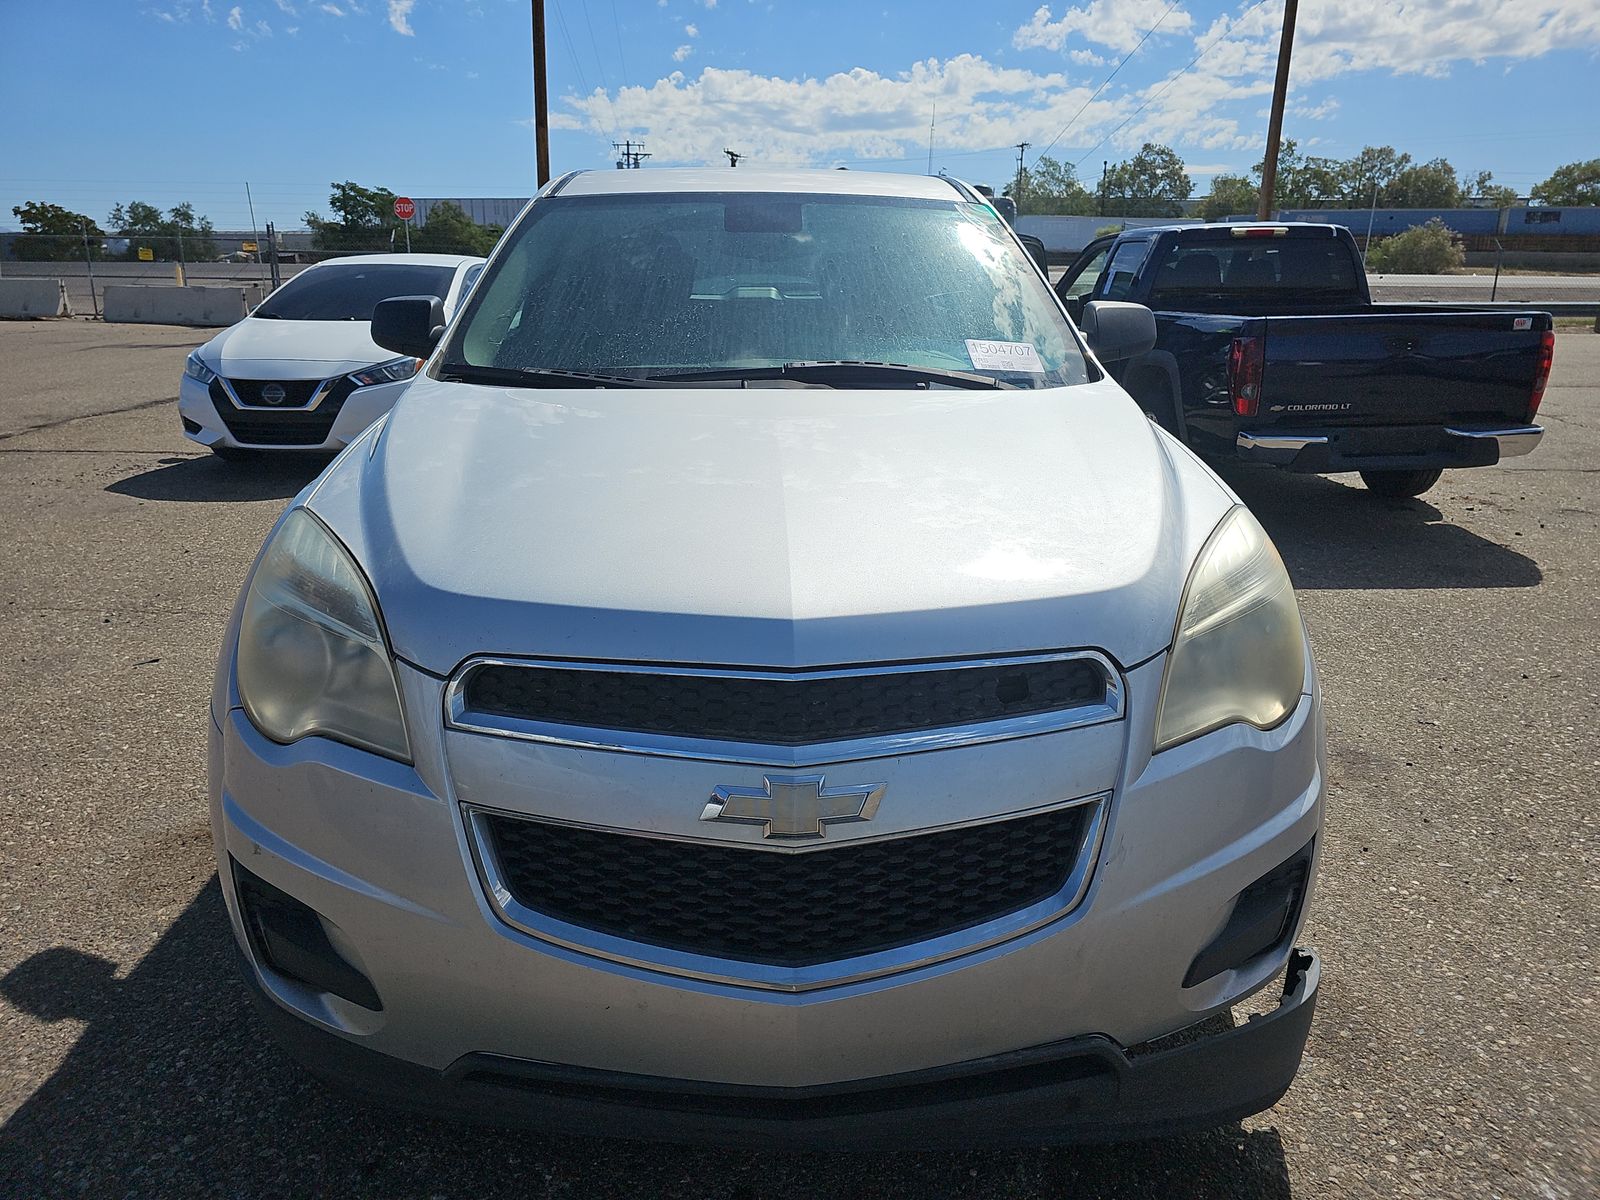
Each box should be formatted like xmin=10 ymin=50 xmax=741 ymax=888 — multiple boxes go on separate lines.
xmin=178 ymin=253 xmax=484 ymax=460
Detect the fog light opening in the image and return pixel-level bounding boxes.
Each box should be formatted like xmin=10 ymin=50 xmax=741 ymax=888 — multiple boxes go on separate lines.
xmin=231 ymin=858 xmax=383 ymax=1011
xmin=1183 ymin=839 xmax=1314 ymax=989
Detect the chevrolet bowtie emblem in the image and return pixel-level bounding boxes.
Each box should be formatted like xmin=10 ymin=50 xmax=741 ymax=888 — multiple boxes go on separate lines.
xmin=702 ymin=775 xmax=886 ymax=839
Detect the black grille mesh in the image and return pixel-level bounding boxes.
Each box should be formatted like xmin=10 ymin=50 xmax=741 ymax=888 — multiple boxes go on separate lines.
xmin=223 ymin=377 xmax=323 ymax=407
xmin=210 ymin=377 xmax=353 ymax=446
xmin=483 ymin=806 xmax=1092 ymax=966
xmin=465 ymin=658 xmax=1107 ymax=746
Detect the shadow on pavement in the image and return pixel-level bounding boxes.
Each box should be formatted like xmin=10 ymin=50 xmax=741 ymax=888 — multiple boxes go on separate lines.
xmin=106 ymin=453 xmax=329 ymax=504
xmin=1217 ymin=466 xmax=1541 ymax=590
xmin=0 ymin=878 xmax=1294 ymax=1199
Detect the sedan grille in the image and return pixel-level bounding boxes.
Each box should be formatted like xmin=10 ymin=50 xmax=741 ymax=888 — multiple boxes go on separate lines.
xmin=462 ymin=657 xmax=1109 ymax=748
xmin=479 ymin=805 xmax=1095 ymax=967
xmin=224 ymin=377 xmax=322 ymax=407
xmin=209 ymin=377 xmax=353 ymax=447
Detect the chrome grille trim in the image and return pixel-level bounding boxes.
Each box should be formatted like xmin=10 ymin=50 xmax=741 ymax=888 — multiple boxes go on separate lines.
xmin=443 ymin=651 xmax=1125 ymax=767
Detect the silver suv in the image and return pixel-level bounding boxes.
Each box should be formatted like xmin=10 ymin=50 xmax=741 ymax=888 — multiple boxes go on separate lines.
xmin=210 ymin=167 xmax=1322 ymax=1146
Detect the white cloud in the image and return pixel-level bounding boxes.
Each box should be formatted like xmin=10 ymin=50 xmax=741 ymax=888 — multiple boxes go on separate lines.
xmin=557 ymin=55 xmax=1132 ymax=166
xmin=273 ymin=0 xmax=296 ymax=12
xmin=320 ymin=2 xmax=344 ymax=12
xmin=1015 ymin=0 xmax=1193 ymax=55
xmin=254 ymin=17 xmax=272 ymax=34
xmin=201 ymin=0 xmax=214 ymax=18
xmin=387 ymin=0 xmax=414 ymax=35
xmin=702 ymin=0 xmax=717 ymax=7
xmin=673 ymin=44 xmax=692 ymax=61
xmin=1007 ymin=0 xmax=1600 ymax=164
xmin=227 ymin=5 xmax=243 ymax=30
xmin=684 ymin=22 xmax=698 ymax=36
xmin=286 ymin=23 xmax=299 ymax=32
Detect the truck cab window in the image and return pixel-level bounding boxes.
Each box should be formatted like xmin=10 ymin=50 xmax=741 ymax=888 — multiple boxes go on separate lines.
xmin=1097 ymin=241 xmax=1150 ymax=301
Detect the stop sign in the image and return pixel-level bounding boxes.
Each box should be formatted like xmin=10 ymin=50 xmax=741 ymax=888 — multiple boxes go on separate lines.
xmin=393 ymin=196 xmax=416 ymax=221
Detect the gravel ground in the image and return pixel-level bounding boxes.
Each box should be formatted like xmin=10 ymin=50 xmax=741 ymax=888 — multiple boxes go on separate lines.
xmin=0 ymin=321 xmax=1594 ymax=1198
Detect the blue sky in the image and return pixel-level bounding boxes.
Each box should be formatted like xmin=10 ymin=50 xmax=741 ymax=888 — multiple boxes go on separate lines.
xmin=2 ymin=0 xmax=1596 ymax=231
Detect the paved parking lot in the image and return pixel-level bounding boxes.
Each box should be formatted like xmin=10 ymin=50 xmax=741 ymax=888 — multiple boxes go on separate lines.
xmin=0 ymin=320 xmax=1594 ymax=1198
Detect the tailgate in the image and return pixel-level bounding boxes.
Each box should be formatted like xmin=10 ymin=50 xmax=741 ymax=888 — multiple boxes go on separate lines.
xmin=1254 ymin=311 xmax=1549 ymax=428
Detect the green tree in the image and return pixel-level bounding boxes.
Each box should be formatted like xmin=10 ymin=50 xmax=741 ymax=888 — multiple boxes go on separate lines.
xmin=1366 ymin=219 xmax=1463 ymax=274
xmin=410 ymin=200 xmax=504 ymax=256
xmin=1459 ymin=169 xmax=1518 ymax=208
xmin=1255 ymin=140 xmax=1346 ymax=208
xmin=305 ymin=181 xmax=401 ymax=252
xmin=1341 ymin=145 xmax=1412 ymax=205
xmin=1531 ymin=158 xmax=1600 ymax=206
xmin=10 ymin=201 xmax=104 ymax=260
xmin=1102 ymin=143 xmax=1192 ymax=218
xmin=1008 ymin=156 xmax=1096 ymax=216
xmin=107 ymin=200 xmax=218 ymax=261
xmin=1386 ymin=158 xmax=1463 ymax=208
xmin=1198 ymin=174 xmax=1259 ymax=221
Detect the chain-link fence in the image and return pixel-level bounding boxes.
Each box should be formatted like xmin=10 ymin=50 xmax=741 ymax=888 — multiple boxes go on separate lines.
xmin=2 ymin=230 xmax=491 ymax=317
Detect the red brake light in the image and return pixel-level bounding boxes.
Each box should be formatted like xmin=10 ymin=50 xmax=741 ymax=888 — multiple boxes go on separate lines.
xmin=1229 ymin=335 xmax=1265 ymax=417
xmin=1528 ymin=329 xmax=1554 ymax=419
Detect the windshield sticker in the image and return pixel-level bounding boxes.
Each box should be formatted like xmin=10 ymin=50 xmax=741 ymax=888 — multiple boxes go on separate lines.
xmin=965 ymin=339 xmax=1044 ymax=373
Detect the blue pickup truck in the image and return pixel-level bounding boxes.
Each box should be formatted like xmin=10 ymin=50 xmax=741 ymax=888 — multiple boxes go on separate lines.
xmin=1053 ymin=223 xmax=1554 ymax=497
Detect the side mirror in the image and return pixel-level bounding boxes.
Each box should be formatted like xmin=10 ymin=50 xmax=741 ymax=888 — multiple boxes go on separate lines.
xmin=371 ymin=295 xmax=447 ymax=359
xmin=1079 ymin=300 xmax=1157 ymax=363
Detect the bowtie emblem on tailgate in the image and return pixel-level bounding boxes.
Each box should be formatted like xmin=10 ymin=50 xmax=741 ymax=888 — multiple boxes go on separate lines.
xmin=703 ymin=775 xmax=886 ymax=839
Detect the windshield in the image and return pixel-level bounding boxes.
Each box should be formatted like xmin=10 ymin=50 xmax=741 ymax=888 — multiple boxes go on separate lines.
xmin=254 ymin=263 xmax=457 ymax=322
xmin=446 ymin=192 xmax=1089 ymax=388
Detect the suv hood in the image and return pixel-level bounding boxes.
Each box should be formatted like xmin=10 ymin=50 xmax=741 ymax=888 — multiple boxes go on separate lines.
xmin=306 ymin=377 xmax=1235 ymax=673
xmin=199 ymin=317 xmax=390 ymax=378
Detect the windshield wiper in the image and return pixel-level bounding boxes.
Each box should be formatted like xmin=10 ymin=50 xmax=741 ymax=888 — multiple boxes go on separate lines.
xmin=650 ymin=361 xmax=1018 ymax=390
xmin=436 ymin=363 xmax=654 ymax=389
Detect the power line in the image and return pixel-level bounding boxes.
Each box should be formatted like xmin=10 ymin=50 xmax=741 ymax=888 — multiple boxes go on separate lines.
xmin=608 ymin=0 xmax=630 ymax=91
xmin=577 ymin=0 xmax=620 ymax=137
xmin=1031 ymin=0 xmax=1186 ymax=168
xmin=1075 ymin=0 xmax=1277 ymax=170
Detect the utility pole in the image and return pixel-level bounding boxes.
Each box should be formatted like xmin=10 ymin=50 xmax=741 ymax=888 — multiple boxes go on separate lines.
xmin=1013 ymin=142 xmax=1030 ymax=214
xmin=723 ymin=148 xmax=744 ymax=168
xmin=613 ymin=140 xmax=650 ymax=169
xmin=531 ymin=0 xmax=551 ymax=186
xmin=927 ymin=103 xmax=936 ymax=175
xmin=1256 ymin=0 xmax=1299 ymax=220
xmin=1100 ymin=160 xmax=1109 ymax=217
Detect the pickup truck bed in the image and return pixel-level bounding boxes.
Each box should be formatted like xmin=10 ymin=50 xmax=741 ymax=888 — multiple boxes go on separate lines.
xmin=1056 ymin=224 xmax=1552 ymax=497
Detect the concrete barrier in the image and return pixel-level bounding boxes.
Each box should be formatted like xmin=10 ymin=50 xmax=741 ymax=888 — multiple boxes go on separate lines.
xmin=0 ymin=278 xmax=72 ymax=318
xmin=102 ymin=284 xmax=261 ymax=327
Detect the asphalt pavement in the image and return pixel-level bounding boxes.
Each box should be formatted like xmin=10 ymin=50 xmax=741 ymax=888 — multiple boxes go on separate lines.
xmin=0 ymin=321 xmax=1594 ymax=1198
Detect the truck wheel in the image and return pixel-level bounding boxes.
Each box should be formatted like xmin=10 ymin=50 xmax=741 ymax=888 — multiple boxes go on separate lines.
xmin=1134 ymin=383 xmax=1180 ymax=435
xmin=1359 ymin=468 xmax=1442 ymax=498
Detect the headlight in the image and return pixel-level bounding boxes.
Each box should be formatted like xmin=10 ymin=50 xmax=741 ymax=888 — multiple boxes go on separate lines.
xmin=184 ymin=351 xmax=217 ymax=385
xmin=1154 ymin=506 xmax=1305 ymax=752
xmin=347 ymin=356 xmax=421 ymax=388
xmin=235 ymin=509 xmax=411 ymax=762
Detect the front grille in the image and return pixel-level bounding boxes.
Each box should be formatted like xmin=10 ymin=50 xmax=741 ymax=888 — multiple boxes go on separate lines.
xmin=225 ymin=377 xmax=322 ymax=407
xmin=463 ymin=657 xmax=1108 ymax=747
xmin=209 ymin=377 xmax=353 ymax=446
xmin=481 ymin=805 xmax=1094 ymax=966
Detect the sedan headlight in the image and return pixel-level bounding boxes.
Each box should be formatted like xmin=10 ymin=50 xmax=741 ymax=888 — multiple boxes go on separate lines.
xmin=184 ymin=351 xmax=218 ymax=385
xmin=1154 ymin=506 xmax=1305 ymax=752
xmin=347 ymin=356 xmax=421 ymax=388
xmin=236 ymin=509 xmax=410 ymax=762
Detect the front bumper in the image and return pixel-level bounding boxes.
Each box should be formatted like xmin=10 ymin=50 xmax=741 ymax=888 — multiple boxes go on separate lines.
xmin=178 ymin=373 xmax=407 ymax=452
xmin=242 ymin=944 xmax=1319 ymax=1148
xmin=210 ymin=637 xmax=1324 ymax=1145
xmin=1235 ymin=422 xmax=1543 ymax=472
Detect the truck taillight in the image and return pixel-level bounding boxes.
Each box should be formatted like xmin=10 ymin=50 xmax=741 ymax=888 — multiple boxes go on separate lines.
xmin=1229 ymin=335 xmax=1265 ymax=417
xmin=1528 ymin=329 xmax=1554 ymax=419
